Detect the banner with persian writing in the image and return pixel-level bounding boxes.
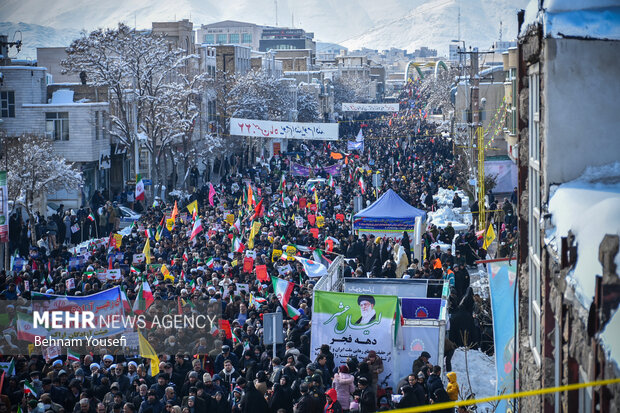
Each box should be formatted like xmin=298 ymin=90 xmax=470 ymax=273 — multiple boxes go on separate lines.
xmin=341 ymin=103 xmax=400 ymax=112
xmin=230 ymin=118 xmax=339 ymax=141
xmin=311 ymin=290 xmax=398 ymax=386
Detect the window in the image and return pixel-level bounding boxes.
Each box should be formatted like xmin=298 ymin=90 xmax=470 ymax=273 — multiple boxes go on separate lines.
xmin=229 ymin=33 xmax=239 ymax=43
xmin=94 ymin=111 xmax=100 ymax=140
xmin=216 ymin=34 xmax=227 ymax=44
xmin=204 ymin=34 xmax=214 ymax=44
xmin=46 ymin=112 xmax=69 ymax=141
xmin=1 ymin=91 xmax=15 ymax=117
xmin=527 ymin=67 xmax=541 ymax=364
xmin=242 ymin=33 xmax=252 ymax=43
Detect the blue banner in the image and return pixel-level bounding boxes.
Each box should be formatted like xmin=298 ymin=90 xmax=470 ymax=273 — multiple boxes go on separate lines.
xmin=401 ymin=298 xmax=442 ymax=319
xmin=487 ymin=259 xmax=518 ymax=412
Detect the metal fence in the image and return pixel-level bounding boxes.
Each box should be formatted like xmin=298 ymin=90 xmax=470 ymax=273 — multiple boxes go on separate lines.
xmin=314 ymin=255 xmax=344 ymax=292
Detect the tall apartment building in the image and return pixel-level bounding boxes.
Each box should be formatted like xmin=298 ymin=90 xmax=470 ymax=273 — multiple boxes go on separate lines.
xmin=197 ymin=20 xmax=269 ymax=50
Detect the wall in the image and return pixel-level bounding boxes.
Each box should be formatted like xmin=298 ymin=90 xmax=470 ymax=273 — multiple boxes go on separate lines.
xmin=37 ymin=47 xmax=78 ymax=83
xmin=543 ymin=38 xmax=620 ymax=187
xmin=0 ymin=66 xmax=47 ymax=136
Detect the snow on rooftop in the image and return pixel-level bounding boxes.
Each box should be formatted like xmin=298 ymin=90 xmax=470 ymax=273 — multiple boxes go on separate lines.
xmin=521 ymin=0 xmax=620 ymax=40
xmin=600 ymin=307 xmax=620 ymax=369
xmin=548 ymin=162 xmax=620 ymax=308
xmin=51 ymin=89 xmax=74 ymax=104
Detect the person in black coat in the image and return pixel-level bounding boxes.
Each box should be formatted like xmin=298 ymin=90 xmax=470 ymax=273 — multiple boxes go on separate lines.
xmin=396 ymin=385 xmax=421 ymax=408
xmin=401 ymin=231 xmax=412 ymax=265
xmin=431 ymin=388 xmax=453 ymax=413
xmin=453 ymin=265 xmax=470 ymax=300
xmin=449 ymin=287 xmax=478 ymax=348
xmin=356 ymin=377 xmax=375 ymax=413
xmin=240 ymin=381 xmax=269 ymax=413
xmin=269 ymin=378 xmax=294 ymax=413
xmin=426 ymin=366 xmax=444 ymax=401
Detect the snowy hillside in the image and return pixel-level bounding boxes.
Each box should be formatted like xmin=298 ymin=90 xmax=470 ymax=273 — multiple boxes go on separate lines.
xmin=342 ymin=0 xmax=529 ymax=55
xmin=1 ymin=0 xmax=528 ymax=59
xmin=0 ymin=22 xmax=82 ymax=60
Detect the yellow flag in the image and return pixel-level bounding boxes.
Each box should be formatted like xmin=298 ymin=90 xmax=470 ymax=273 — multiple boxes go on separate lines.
xmin=186 ymin=200 xmax=198 ymax=215
xmin=314 ymin=190 xmax=319 ymax=206
xmin=166 ymin=218 xmax=175 ymax=231
xmin=113 ymin=234 xmax=123 ymax=248
xmin=316 ymin=215 xmax=325 ymax=228
xmin=143 ymin=238 xmax=151 ymax=265
xmin=225 ymin=214 xmax=235 ymax=225
xmin=272 ymin=249 xmax=282 ymax=262
xmin=138 ymin=331 xmax=159 ymax=376
xmin=483 ymin=224 xmax=496 ymax=250
xmin=161 ymin=264 xmax=174 ymax=282
xmin=248 ymin=221 xmax=261 ymax=249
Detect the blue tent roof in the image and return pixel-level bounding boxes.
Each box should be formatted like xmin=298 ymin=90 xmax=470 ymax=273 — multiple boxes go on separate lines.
xmin=353 ymin=189 xmax=426 ymax=231
xmin=354 ymin=189 xmax=426 ymax=220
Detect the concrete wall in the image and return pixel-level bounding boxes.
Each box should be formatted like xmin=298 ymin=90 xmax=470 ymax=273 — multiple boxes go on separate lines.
xmin=543 ymin=37 xmax=620 ymax=187
xmin=0 ymin=66 xmax=47 ymax=136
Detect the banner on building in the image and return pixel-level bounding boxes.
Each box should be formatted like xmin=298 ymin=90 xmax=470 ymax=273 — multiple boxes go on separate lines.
xmin=311 ymin=291 xmax=398 ymax=386
xmin=341 ymin=103 xmax=400 ymax=112
xmin=487 ymin=258 xmax=518 ymax=413
xmin=401 ymin=298 xmax=442 ymax=319
xmin=230 ymin=118 xmax=339 ymax=141
xmin=0 ymin=171 xmax=8 ymax=243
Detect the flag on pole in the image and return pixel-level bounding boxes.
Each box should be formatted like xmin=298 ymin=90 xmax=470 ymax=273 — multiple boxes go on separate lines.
xmin=67 ymin=349 xmax=80 ymax=362
xmin=133 ymin=276 xmax=154 ymax=314
xmin=483 ymin=224 xmax=496 ymax=250
xmin=161 ymin=265 xmax=174 ymax=282
xmin=205 ymin=257 xmax=215 ymax=268
xmin=252 ymin=198 xmax=264 ymax=220
xmin=285 ymin=304 xmax=301 ymax=320
xmin=247 ymin=184 xmax=254 ymax=208
xmin=135 ymin=174 xmax=145 ymax=201
xmin=294 ymin=256 xmax=328 ymax=278
xmin=24 ymin=380 xmax=38 ymax=397
xmin=232 ymin=236 xmax=245 ymax=253
xmin=138 ymin=331 xmax=159 ymax=376
xmin=143 ymin=238 xmax=151 ymax=265
xmin=358 ymin=176 xmax=366 ymax=194
xmin=208 ymin=183 xmax=216 ymax=206
xmin=278 ymin=174 xmax=286 ymax=192
xmin=327 ymin=175 xmax=335 ymax=188
xmin=249 ymin=293 xmax=267 ymax=309
xmin=186 ymin=200 xmax=198 ymax=216
xmin=120 ymin=285 xmax=132 ymax=313
xmin=271 ymin=276 xmax=295 ymax=310
xmin=87 ymin=213 xmax=96 ymax=222
xmin=313 ymin=249 xmax=332 ymax=268
xmin=189 ymin=219 xmax=203 ymax=241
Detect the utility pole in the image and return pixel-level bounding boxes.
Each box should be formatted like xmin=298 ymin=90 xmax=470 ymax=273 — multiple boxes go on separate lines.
xmin=274 ymin=0 xmax=278 ymax=26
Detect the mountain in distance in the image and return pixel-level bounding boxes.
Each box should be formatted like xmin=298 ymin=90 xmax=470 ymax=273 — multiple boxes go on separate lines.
xmin=1 ymin=0 xmax=528 ymax=60
xmin=0 ymin=22 xmax=82 ymax=60
xmin=341 ymin=0 xmax=529 ymax=55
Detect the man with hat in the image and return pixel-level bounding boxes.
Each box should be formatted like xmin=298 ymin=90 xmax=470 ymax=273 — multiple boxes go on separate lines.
xmin=412 ymin=351 xmax=431 ymax=376
xmin=214 ymin=345 xmax=238 ymax=372
xmin=354 ymin=295 xmax=377 ymax=325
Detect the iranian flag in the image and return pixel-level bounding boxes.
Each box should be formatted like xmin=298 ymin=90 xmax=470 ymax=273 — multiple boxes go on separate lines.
xmin=232 ymin=235 xmax=245 ymax=253
xmin=358 ymin=176 xmax=365 ymax=194
xmin=295 ymin=256 xmax=328 ymax=278
xmin=24 ymin=380 xmax=38 ymax=397
xmin=120 ymin=285 xmax=132 ymax=313
xmin=132 ymin=276 xmax=154 ymax=315
xmin=205 ymin=257 xmax=215 ymax=268
xmin=285 ymin=304 xmax=301 ymax=320
xmin=16 ymin=312 xmax=48 ymax=342
xmin=189 ymin=218 xmax=203 ymax=241
xmin=135 ymin=174 xmax=145 ymax=201
xmin=67 ymin=349 xmax=80 ymax=362
xmin=183 ymin=252 xmax=189 ymax=262
xmin=249 ymin=293 xmax=267 ymax=309
xmin=233 ymin=218 xmax=241 ymax=232
xmin=87 ymin=213 xmax=96 ymax=222
xmin=327 ymin=175 xmax=335 ymax=188
xmin=278 ymin=174 xmax=286 ymax=192
xmin=271 ymin=276 xmax=295 ymax=310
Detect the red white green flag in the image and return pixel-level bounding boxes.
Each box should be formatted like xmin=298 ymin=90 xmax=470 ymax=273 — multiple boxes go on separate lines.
xmin=135 ymin=174 xmax=145 ymax=201
xmin=358 ymin=176 xmax=365 ymax=194
xmin=132 ymin=276 xmax=154 ymax=314
xmin=24 ymin=380 xmax=38 ymax=397
xmin=285 ymin=304 xmax=301 ymax=320
xmin=271 ymin=276 xmax=294 ymax=310
xmin=67 ymin=349 xmax=80 ymax=362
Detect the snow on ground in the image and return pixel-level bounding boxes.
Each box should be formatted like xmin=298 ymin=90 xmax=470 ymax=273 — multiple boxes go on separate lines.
xmin=450 ymin=347 xmax=497 ymax=412
xmin=429 ymin=187 xmax=472 ymax=231
xmin=548 ymin=161 xmax=620 ymax=308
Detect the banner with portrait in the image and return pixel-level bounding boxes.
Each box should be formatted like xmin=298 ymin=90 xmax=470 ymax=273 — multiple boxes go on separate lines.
xmin=311 ymin=291 xmax=398 ymax=386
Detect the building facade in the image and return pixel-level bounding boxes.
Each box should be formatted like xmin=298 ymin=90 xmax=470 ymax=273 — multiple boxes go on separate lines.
xmin=0 ymin=65 xmax=110 ymax=208
xmin=197 ymin=20 xmax=268 ymax=51
xmin=516 ymin=2 xmax=620 ymax=412
xmin=259 ymin=28 xmax=316 ymax=55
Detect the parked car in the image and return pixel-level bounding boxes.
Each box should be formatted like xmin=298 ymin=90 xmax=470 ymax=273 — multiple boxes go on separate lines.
xmin=118 ymin=206 xmax=141 ymax=228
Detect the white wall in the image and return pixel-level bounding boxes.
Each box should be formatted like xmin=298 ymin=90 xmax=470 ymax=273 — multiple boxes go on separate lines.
xmin=543 ymin=38 xmax=620 ymax=186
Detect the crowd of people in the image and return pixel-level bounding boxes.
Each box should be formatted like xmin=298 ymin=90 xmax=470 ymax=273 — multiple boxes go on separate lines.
xmin=0 ymin=88 xmax=516 ymax=412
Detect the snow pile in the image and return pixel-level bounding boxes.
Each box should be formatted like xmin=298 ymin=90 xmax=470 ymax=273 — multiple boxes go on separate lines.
xmin=428 ymin=187 xmax=472 ymax=231
xmin=450 ymin=348 xmax=496 ymax=411
xmin=51 ymin=89 xmax=74 ymax=104
xmin=548 ymin=162 xmax=620 ymax=308
xmin=600 ymin=308 xmax=620 ymax=368
xmin=470 ymin=263 xmax=490 ymax=299
xmin=428 ymin=206 xmax=470 ymax=231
